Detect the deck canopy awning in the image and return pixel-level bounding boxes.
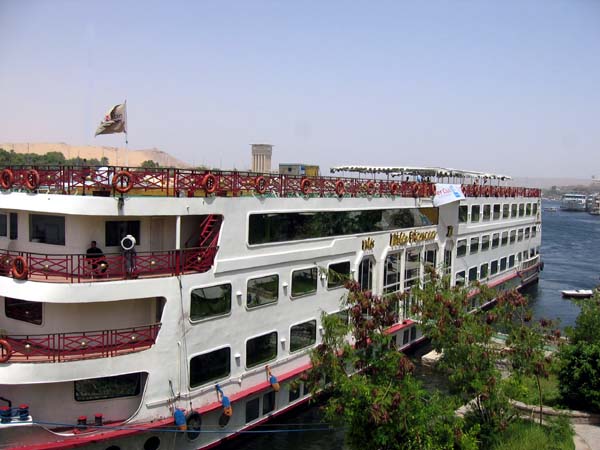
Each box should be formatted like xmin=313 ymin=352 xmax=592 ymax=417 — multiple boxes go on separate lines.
xmin=330 ymin=165 xmax=512 ymax=180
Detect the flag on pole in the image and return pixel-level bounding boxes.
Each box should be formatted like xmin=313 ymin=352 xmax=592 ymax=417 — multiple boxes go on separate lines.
xmin=95 ymin=103 xmax=127 ymax=136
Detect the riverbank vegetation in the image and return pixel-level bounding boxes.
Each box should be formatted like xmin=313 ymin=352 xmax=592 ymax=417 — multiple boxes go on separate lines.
xmin=309 ymin=268 xmax=574 ymax=449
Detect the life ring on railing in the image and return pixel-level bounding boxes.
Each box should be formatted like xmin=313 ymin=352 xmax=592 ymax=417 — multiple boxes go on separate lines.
xmin=11 ymin=256 xmax=28 ymax=280
xmin=112 ymin=170 xmax=134 ymax=194
xmin=335 ymin=180 xmax=345 ymax=197
xmin=300 ymin=178 xmax=311 ymax=195
xmin=24 ymin=169 xmax=40 ymax=191
xmin=0 ymin=339 xmax=12 ymax=363
xmin=255 ymin=176 xmax=267 ymax=194
xmin=0 ymin=169 xmax=14 ymax=190
xmin=366 ymin=181 xmax=375 ymax=196
xmin=203 ymin=173 xmax=218 ymax=194
xmin=390 ymin=182 xmax=399 ymax=196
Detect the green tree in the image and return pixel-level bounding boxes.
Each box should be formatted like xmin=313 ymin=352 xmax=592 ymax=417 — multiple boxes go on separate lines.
xmin=307 ymin=279 xmax=477 ymax=450
xmin=140 ymin=160 xmax=160 ymax=168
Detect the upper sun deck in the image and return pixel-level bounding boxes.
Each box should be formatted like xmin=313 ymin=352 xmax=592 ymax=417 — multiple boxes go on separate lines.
xmin=0 ymin=165 xmax=541 ymax=199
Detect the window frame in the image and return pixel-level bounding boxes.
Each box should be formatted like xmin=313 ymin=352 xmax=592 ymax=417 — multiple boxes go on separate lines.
xmin=327 ymin=261 xmax=351 ymax=290
xmin=189 ymin=346 xmax=231 ymax=389
xmin=29 ymin=214 xmax=65 ymax=246
xmin=456 ymin=239 xmax=467 ymax=257
xmin=0 ymin=214 xmax=7 ymax=237
xmin=289 ymin=319 xmax=317 ymax=353
xmin=246 ymin=330 xmax=278 ymax=369
xmin=469 ymin=237 xmax=479 ymax=254
xmin=189 ymin=283 xmax=232 ymax=323
xmin=247 ymin=274 xmax=279 ymax=309
xmin=74 ymin=372 xmax=142 ymax=402
xmin=290 ymin=267 xmax=318 ymax=299
xmin=481 ymin=235 xmax=490 ymax=251
xmin=4 ymin=297 xmax=43 ymax=325
xmin=105 ymin=220 xmax=141 ymax=247
xmin=471 ymin=205 xmax=480 ymax=222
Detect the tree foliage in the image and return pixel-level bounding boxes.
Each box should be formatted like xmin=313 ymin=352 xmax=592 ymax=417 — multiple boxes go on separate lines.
xmin=308 ymin=280 xmax=477 ymax=450
xmin=0 ymin=148 xmax=108 ymax=166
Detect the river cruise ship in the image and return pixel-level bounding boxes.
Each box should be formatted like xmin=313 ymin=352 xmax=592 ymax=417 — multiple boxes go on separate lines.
xmin=560 ymin=193 xmax=587 ymax=211
xmin=0 ymin=164 xmax=542 ymax=450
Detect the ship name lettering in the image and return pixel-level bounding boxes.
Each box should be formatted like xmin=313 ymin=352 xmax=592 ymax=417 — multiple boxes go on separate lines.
xmin=389 ymin=230 xmax=436 ymax=246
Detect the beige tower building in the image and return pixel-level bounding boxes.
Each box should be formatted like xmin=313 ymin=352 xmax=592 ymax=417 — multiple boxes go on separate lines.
xmin=251 ymin=144 xmax=273 ymax=173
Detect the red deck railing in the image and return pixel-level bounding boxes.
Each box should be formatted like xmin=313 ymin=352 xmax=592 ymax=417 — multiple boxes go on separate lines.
xmin=0 ymin=246 xmax=218 ymax=283
xmin=0 ymin=165 xmax=542 ymax=198
xmin=0 ymin=323 xmax=161 ymax=363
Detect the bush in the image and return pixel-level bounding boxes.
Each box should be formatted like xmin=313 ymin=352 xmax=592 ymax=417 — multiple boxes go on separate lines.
xmin=558 ymin=342 xmax=600 ymax=412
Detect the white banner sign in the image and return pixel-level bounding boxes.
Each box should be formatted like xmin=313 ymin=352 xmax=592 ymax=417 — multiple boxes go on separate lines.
xmin=434 ymin=184 xmax=465 ymax=207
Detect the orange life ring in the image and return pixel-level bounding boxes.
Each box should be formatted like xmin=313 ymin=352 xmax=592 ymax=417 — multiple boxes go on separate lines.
xmin=255 ymin=176 xmax=267 ymax=194
xmin=365 ymin=181 xmax=375 ymax=196
xmin=0 ymin=339 xmax=12 ymax=363
xmin=203 ymin=173 xmax=218 ymax=194
xmin=11 ymin=256 xmax=28 ymax=280
xmin=0 ymin=169 xmax=14 ymax=190
xmin=300 ymin=178 xmax=311 ymax=195
xmin=24 ymin=169 xmax=40 ymax=191
xmin=335 ymin=180 xmax=345 ymax=197
xmin=390 ymin=182 xmax=399 ymax=196
xmin=112 ymin=170 xmax=134 ymax=194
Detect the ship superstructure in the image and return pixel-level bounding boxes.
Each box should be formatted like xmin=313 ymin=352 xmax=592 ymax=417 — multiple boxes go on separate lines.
xmin=560 ymin=193 xmax=587 ymax=211
xmin=0 ymin=164 xmax=542 ymax=450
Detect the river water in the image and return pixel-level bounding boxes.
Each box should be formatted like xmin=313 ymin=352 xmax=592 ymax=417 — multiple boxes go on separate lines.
xmin=219 ymin=202 xmax=599 ymax=450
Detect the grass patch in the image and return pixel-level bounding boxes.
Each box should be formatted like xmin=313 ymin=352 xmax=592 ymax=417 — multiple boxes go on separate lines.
xmin=490 ymin=418 xmax=574 ymax=450
xmin=504 ymin=373 xmax=564 ymax=409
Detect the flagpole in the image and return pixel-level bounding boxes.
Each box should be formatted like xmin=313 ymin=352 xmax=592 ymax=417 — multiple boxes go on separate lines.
xmin=124 ymin=99 xmax=129 ymax=167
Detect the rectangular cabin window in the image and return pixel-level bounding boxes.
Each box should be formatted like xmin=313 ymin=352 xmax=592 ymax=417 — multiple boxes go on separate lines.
xmin=502 ymin=204 xmax=510 ymax=219
xmin=331 ymin=308 xmax=349 ymax=325
xmin=509 ymin=255 xmax=515 ymax=268
xmin=470 ymin=237 xmax=479 ymax=254
xmin=480 ymin=263 xmax=489 ymax=279
xmin=456 ymin=239 xmax=467 ymax=257
xmin=501 ymin=231 xmax=508 ymax=246
xmin=0 ymin=214 xmax=6 ymax=237
xmin=493 ymin=204 xmax=501 ymax=220
xmin=289 ymin=384 xmax=301 ymax=402
xmin=263 ymin=391 xmax=276 ymax=415
xmin=510 ymin=230 xmax=516 ymax=244
xmin=524 ymin=227 xmax=530 ymax=239
xmin=29 ymin=214 xmax=65 ymax=245
xmin=189 ymin=347 xmax=230 ymax=388
xmin=526 ymin=203 xmax=532 ymax=216
xmin=190 ymin=284 xmax=231 ymax=321
xmin=459 ymin=205 xmax=468 ymax=223
xmin=519 ymin=204 xmax=525 ymax=217
xmin=105 ymin=220 xmax=141 ymax=247
xmin=248 ymin=207 xmax=439 ymax=245
xmin=290 ymin=320 xmax=317 ymax=352
xmin=532 ymin=226 xmax=537 ymax=238
xmin=4 ymin=298 xmax=42 ymax=325
xmin=471 ymin=205 xmax=480 ymax=222
xmin=482 ymin=205 xmax=491 ymax=221
xmin=291 ymin=268 xmax=318 ymax=298
xmin=358 ymin=258 xmax=373 ymax=291
xmin=9 ymin=213 xmax=17 ymax=240
xmin=247 ymin=275 xmax=278 ymax=309
xmin=500 ymin=257 xmax=507 ymax=271
xmin=246 ymin=331 xmax=278 ymax=368
xmin=481 ymin=235 xmax=490 ymax=251
xmin=455 ymin=270 xmax=466 ymax=286
xmin=74 ymin=373 xmax=141 ymax=402
xmin=328 ymin=261 xmax=350 ymax=289
xmin=404 ymin=248 xmax=421 ymax=290
xmin=468 ymin=267 xmax=478 ymax=282
xmin=491 ymin=260 xmax=499 ymax=275
xmin=245 ymin=398 xmax=260 ymax=423
xmin=518 ymin=229 xmax=524 ymax=242
xmin=384 ymin=253 xmax=402 ymax=294
xmin=511 ymin=204 xmax=518 ymax=218
xmin=532 ymin=203 xmax=538 ymax=215
xmin=492 ymin=233 xmax=500 ymax=249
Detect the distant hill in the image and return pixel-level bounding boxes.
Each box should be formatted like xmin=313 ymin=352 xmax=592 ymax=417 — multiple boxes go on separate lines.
xmin=0 ymin=142 xmax=191 ymax=168
xmin=511 ymin=177 xmax=593 ymax=189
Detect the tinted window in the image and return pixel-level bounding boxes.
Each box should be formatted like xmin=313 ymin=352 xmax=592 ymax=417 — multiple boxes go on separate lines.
xmin=191 ymin=284 xmax=231 ymax=320
xmin=0 ymin=214 xmax=6 ymax=237
xmin=247 ymin=275 xmax=278 ymax=308
xmin=291 ymin=268 xmax=317 ymax=297
xmin=5 ymin=298 xmax=42 ymax=325
xmin=510 ymin=230 xmax=516 ymax=243
xmin=263 ymin=391 xmax=276 ymax=415
xmin=458 ymin=205 xmax=468 ymax=223
xmin=501 ymin=232 xmax=508 ymax=246
xmin=483 ymin=205 xmax=491 ymax=221
xmin=248 ymin=208 xmax=439 ymax=244
xmin=500 ymin=257 xmax=507 ymax=271
xmin=493 ymin=204 xmax=501 ymax=220
xmin=492 ymin=233 xmax=499 ymax=248
xmin=468 ymin=267 xmax=478 ymax=282
xmin=106 ymin=221 xmax=141 ymax=247
xmin=471 ymin=205 xmax=480 ymax=222
xmin=384 ymin=253 xmax=402 ymax=294
xmin=290 ymin=320 xmax=317 ymax=352
xmin=457 ymin=239 xmax=467 ymax=257
xmin=470 ymin=237 xmax=479 ymax=254
xmin=358 ymin=258 xmax=373 ymax=291
xmin=190 ymin=347 xmax=230 ymax=388
xmin=328 ymin=261 xmax=350 ymax=288
xmin=245 ymin=398 xmax=260 ymax=423
xmin=9 ymin=213 xmax=17 ymax=240
xmin=456 ymin=271 xmax=466 ymax=286
xmin=30 ymin=214 xmax=65 ymax=245
xmin=246 ymin=332 xmax=277 ymax=368
xmin=502 ymin=204 xmax=510 ymax=219
xmin=481 ymin=235 xmax=490 ymax=251
xmin=480 ymin=263 xmax=488 ymax=278
xmin=511 ymin=204 xmax=518 ymax=218
xmin=75 ymin=373 xmax=141 ymax=402
xmin=491 ymin=260 xmax=498 ymax=275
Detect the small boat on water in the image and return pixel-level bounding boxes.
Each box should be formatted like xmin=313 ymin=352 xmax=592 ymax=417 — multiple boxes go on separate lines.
xmin=544 ymin=207 xmax=558 ymax=212
xmin=561 ymin=289 xmax=594 ymax=299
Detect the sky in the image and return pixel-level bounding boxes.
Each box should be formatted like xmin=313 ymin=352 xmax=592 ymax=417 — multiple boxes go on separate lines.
xmin=0 ymin=0 xmax=598 ymax=177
